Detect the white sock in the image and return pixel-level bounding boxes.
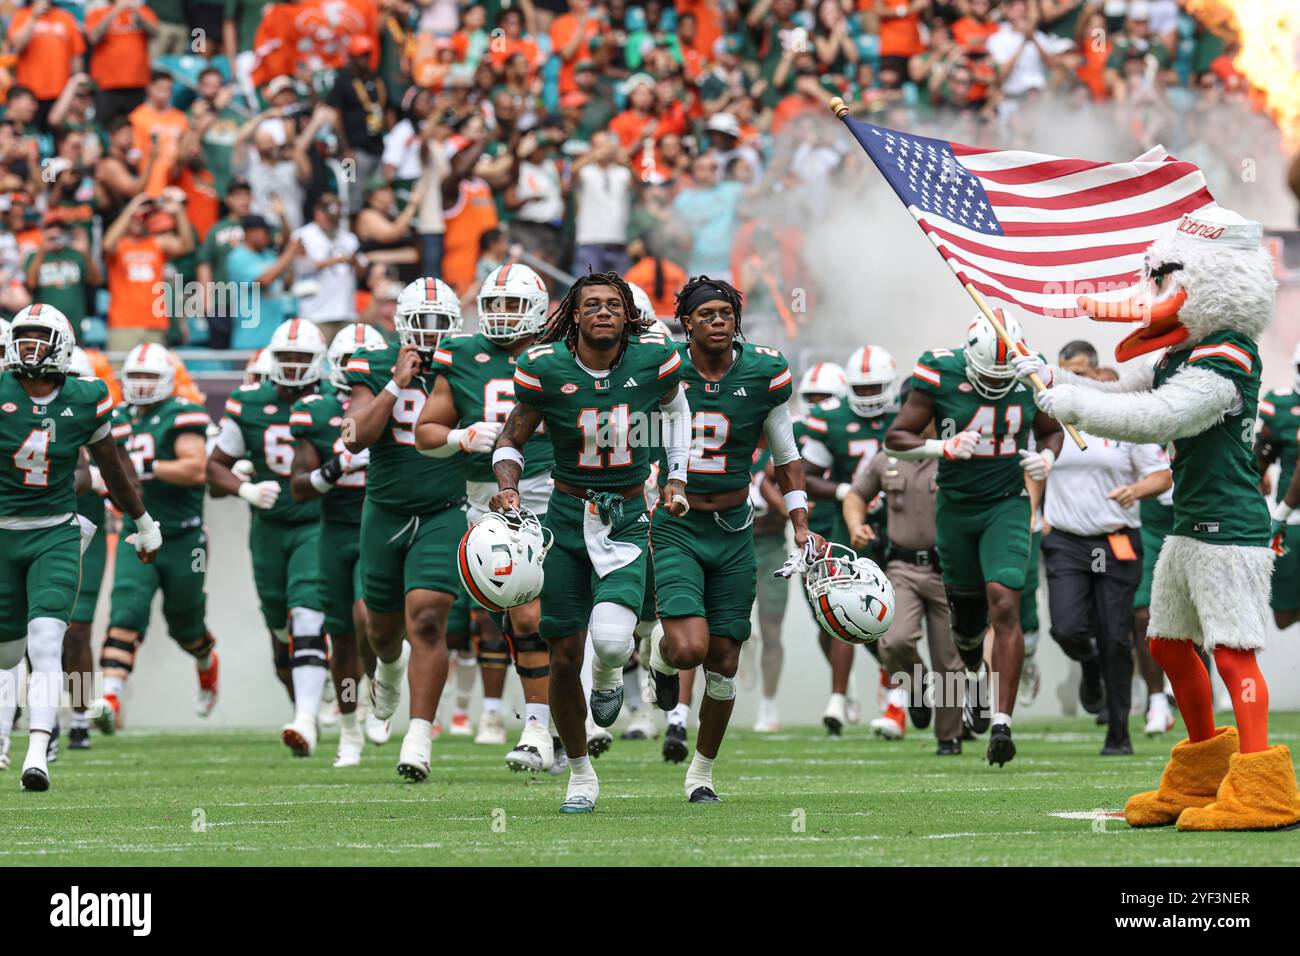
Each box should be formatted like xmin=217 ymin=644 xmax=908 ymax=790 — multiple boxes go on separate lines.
xmin=580 ymin=633 xmax=595 ymax=702
xmin=685 ymin=751 xmax=715 ymax=794
xmin=340 ymin=710 xmax=359 ymax=733
xmin=26 ymin=617 xmax=66 ymax=734
xmin=1148 ymin=692 xmax=1169 ymax=711
xmin=454 ymin=652 xmax=476 ymax=710
xmin=378 ymin=648 xmax=406 ymax=683
xmin=103 ymin=674 xmax=124 ymax=698
xmin=408 ymin=717 xmax=433 ymax=739
xmin=71 ymin=712 xmax=89 ymax=730
xmin=292 ymin=665 xmax=329 ymax=721
xmin=669 ymin=703 xmax=689 ymax=727
xmin=525 ymin=703 xmax=550 ymax=727
xmin=993 ymin=711 xmax=1012 ymax=729
xmin=0 ymin=660 xmax=24 ymax=736
xmin=25 ymin=729 xmax=50 ymax=767
xmin=483 ymin=697 xmax=502 ymax=715
xmin=569 ymin=754 xmax=593 ymax=777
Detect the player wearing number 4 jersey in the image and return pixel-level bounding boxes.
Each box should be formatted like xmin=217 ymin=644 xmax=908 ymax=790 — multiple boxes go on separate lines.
xmin=643 ymin=276 xmax=817 ymax=803
xmin=886 ymin=313 xmax=1062 ymax=767
xmin=0 ymin=304 xmax=160 ymax=792
xmin=490 ymin=272 xmax=692 ymax=813
xmin=96 ymin=344 xmax=218 ymax=733
xmin=343 ymin=277 xmax=472 ymax=783
xmin=415 ymin=263 xmax=562 ymax=773
xmin=208 ymin=319 xmax=330 ymax=758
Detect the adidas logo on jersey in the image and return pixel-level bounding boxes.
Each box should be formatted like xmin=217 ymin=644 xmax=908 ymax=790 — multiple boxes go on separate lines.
xmin=637 ymin=513 xmax=650 ymax=523
xmin=733 ymin=386 xmax=747 ymax=396
xmin=623 ymin=377 xmax=638 ymax=388
xmin=61 ymin=407 xmax=74 ymax=417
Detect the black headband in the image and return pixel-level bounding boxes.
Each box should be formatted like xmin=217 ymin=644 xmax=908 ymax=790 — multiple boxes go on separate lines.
xmin=678 ymin=281 xmax=738 ymax=320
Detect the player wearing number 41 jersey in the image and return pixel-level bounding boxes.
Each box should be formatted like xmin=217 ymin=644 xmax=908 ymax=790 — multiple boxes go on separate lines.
xmin=0 ymin=304 xmax=160 ymax=792
xmin=208 ymin=319 xmax=329 ymax=758
xmin=886 ymin=313 xmax=1062 ymax=767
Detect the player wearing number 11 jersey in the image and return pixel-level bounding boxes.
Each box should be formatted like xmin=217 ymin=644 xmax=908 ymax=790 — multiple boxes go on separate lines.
xmin=886 ymin=313 xmax=1062 ymax=767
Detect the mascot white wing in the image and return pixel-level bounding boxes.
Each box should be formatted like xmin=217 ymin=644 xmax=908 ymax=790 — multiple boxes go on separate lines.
xmin=1048 ymin=365 xmax=1238 ymax=445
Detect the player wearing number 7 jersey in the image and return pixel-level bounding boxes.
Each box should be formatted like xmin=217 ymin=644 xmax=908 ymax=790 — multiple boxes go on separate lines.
xmin=207 ymin=319 xmax=328 ymax=757
xmin=885 ymin=313 xmax=1062 ymax=767
xmin=0 ymin=304 xmax=161 ymax=792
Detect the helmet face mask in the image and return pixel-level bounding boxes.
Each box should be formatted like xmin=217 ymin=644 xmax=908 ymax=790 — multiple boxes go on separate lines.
xmin=963 ymin=313 xmax=1023 ymax=401
xmin=397 ymin=276 xmax=462 ymax=352
xmin=121 ymin=343 xmax=175 ymax=405
xmin=844 ymin=346 xmax=897 ymax=417
xmin=267 ymin=319 xmax=327 ymax=388
xmin=804 ymin=543 xmax=895 ymax=646
xmin=5 ymin=305 xmax=74 ymax=378
xmin=477 ymin=264 xmax=548 ymax=344
xmin=271 ymin=349 xmax=319 ymax=386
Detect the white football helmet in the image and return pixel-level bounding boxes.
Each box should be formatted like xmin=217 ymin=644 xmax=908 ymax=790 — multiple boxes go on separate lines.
xmin=328 ymin=322 xmax=387 ymax=391
xmin=1291 ymin=341 xmax=1300 ymax=392
xmin=798 ymin=361 xmax=848 ymax=406
xmin=245 ymin=347 xmax=272 ymax=385
xmin=121 ymin=343 xmax=176 ymax=404
xmin=458 ymin=508 xmax=553 ymax=612
xmin=626 ymin=280 xmax=657 ymax=326
xmin=0 ymin=318 xmax=9 ymax=370
xmin=844 ymin=345 xmax=898 ymax=417
xmin=397 ymin=276 xmax=462 ymax=353
xmin=67 ymin=346 xmax=94 ymax=379
xmin=805 ymin=543 xmax=895 ymax=646
xmin=267 ymin=318 xmax=327 ymax=387
xmin=477 ymin=264 xmax=548 ymax=343
xmin=964 ymin=311 xmax=1025 ymax=400
xmin=6 ymin=303 xmax=75 ymax=377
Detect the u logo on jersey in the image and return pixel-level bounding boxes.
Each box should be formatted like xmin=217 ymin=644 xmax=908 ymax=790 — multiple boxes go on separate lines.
xmin=595 ymin=379 xmax=610 ymax=391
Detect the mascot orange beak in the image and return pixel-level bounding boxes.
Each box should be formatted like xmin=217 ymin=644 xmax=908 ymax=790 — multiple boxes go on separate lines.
xmin=1076 ymin=288 xmax=1188 ymax=363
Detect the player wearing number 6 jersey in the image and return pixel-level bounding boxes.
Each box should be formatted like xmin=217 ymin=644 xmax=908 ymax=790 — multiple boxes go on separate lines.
xmin=886 ymin=313 xmax=1062 ymax=767
xmin=643 ymin=276 xmax=816 ymax=803
xmin=414 ymin=263 xmax=561 ymax=772
xmin=490 ymin=272 xmax=691 ymax=813
xmin=0 ymin=304 xmax=160 ymax=792
xmin=208 ymin=319 xmax=328 ymax=757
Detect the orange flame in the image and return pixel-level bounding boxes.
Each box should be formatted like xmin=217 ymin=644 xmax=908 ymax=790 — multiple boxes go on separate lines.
xmin=1185 ymin=0 xmax=1300 ymax=145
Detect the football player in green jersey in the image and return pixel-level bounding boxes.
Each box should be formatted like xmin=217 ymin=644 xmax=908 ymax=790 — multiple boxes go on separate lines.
xmin=289 ymin=322 xmax=387 ymax=768
xmin=0 ymin=304 xmax=160 ymax=791
xmin=886 ymin=313 xmax=1063 ymax=767
xmin=415 ymin=263 xmax=564 ymax=771
xmin=343 ymin=277 xmax=470 ymax=783
xmin=800 ymin=345 xmax=898 ymax=737
xmin=96 ymin=344 xmax=218 ymax=732
xmin=490 ymin=272 xmax=691 ymax=813
xmin=1254 ymin=347 xmax=1300 ymax=630
xmin=642 ymin=276 xmax=816 ymax=803
xmin=208 ymin=318 xmax=330 ymax=758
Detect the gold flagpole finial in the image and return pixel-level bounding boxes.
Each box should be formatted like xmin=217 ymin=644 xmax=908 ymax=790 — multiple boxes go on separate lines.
xmin=829 ymin=97 xmax=849 ymax=119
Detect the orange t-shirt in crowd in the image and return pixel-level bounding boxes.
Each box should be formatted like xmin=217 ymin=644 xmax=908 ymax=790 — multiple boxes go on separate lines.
xmin=176 ymin=166 xmax=219 ymax=240
xmin=549 ymin=13 xmax=603 ymax=95
xmin=129 ymin=103 xmax=189 ymax=198
xmin=771 ymin=94 xmax=820 ymax=135
xmin=624 ymin=257 xmax=686 ymax=320
xmin=487 ymin=36 xmax=541 ymax=73
xmin=7 ymin=8 xmax=85 ymax=101
xmin=873 ymin=4 xmax=924 ymax=59
xmin=951 ymin=16 xmax=997 ymax=53
xmin=441 ymin=177 xmax=498 ymax=295
xmin=84 ymin=6 xmax=158 ymax=91
xmin=107 ymin=235 xmax=167 ymax=330
xmin=1077 ymin=41 xmax=1111 ymax=100
xmin=676 ymin=0 xmax=722 ymax=59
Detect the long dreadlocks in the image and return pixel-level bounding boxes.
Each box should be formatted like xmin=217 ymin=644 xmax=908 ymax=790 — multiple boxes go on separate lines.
xmin=674 ymin=275 xmax=744 ymax=339
xmin=538 ymin=271 xmax=650 ymax=354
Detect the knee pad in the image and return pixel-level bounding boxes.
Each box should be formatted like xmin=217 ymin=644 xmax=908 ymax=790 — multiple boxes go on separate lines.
xmin=100 ymin=630 xmax=142 ymax=673
xmin=179 ymin=631 xmax=216 ymax=662
xmin=290 ymin=629 xmax=328 ymax=669
xmin=946 ymin=587 xmax=989 ymax=668
xmin=704 ymin=669 xmax=736 ymax=702
xmin=477 ymin=635 xmax=510 ymax=672
xmin=508 ymin=630 xmax=549 ymax=679
xmin=589 ymin=602 xmax=637 ymax=669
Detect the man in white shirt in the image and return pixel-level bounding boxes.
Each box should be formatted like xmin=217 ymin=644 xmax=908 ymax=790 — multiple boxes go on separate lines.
xmin=571 ymin=131 xmax=632 ymax=276
xmin=987 ymin=0 xmax=1071 ymax=105
xmin=292 ymin=193 xmax=361 ymax=341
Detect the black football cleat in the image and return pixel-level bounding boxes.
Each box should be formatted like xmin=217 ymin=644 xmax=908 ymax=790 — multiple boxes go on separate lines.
xmin=1079 ymin=657 xmax=1104 ymax=715
xmin=649 ymin=667 xmax=680 ymax=712
xmin=663 ymin=723 xmax=689 ymax=763
xmin=68 ymin=726 xmax=91 ymax=750
xmin=1101 ymin=736 xmax=1134 ymax=756
xmin=986 ymin=723 xmax=1016 ymax=767
xmin=20 ymin=767 xmax=49 ymax=791
xmin=964 ymin=662 xmax=991 ymax=735
xmin=688 ymin=786 xmax=720 ymax=803
xmin=909 ymin=701 xmax=932 ymax=731
xmin=936 ymin=738 xmax=962 ymax=756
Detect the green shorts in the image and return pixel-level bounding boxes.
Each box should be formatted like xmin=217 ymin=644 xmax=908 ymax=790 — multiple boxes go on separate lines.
xmin=650 ymin=502 xmax=756 ymax=643
xmin=1271 ymin=524 xmax=1300 ymax=612
xmin=754 ymin=530 xmax=790 ymax=623
xmin=109 ymin=522 xmax=208 ymax=643
xmin=359 ymin=499 xmax=469 ymax=634
xmin=539 ymin=491 xmax=648 ymax=639
xmin=935 ymin=492 xmax=1032 ymax=592
xmin=319 ymin=518 xmax=363 ymax=636
xmin=71 ymin=522 xmax=107 ymax=624
xmin=1019 ymin=527 xmax=1042 ymax=632
xmin=0 ymin=518 xmax=82 ymax=641
xmin=250 ymin=516 xmax=321 ymax=630
xmin=640 ymin=555 xmax=657 ymax=621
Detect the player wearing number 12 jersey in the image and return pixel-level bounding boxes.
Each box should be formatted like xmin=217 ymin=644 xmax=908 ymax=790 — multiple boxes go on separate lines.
xmin=886 ymin=313 xmax=1062 ymax=767
xmin=491 ymin=272 xmax=692 ymax=813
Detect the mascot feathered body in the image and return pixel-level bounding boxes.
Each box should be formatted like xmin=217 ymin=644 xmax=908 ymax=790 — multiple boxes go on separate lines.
xmin=1019 ymin=205 xmax=1300 ymax=831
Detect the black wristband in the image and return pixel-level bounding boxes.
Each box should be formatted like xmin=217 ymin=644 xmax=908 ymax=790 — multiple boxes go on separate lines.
xmin=319 ymin=454 xmax=344 ymax=485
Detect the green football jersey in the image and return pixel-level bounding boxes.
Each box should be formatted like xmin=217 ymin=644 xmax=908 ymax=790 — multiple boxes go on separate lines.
xmin=514 ymin=334 xmax=683 ymax=490
xmin=677 ymin=341 xmax=792 ymax=495
xmin=434 ymin=332 xmax=555 ymax=483
xmin=0 ymin=373 xmax=113 ymax=517
xmin=222 ymin=380 xmax=321 ymax=525
xmin=113 ymin=396 xmax=210 ymax=531
xmin=910 ymin=347 xmax=1038 ymax=504
xmin=794 ymin=398 xmax=894 ymax=535
xmin=1259 ymin=389 xmax=1300 ymax=496
xmin=344 ymin=343 xmax=466 ymax=515
xmin=290 ymin=390 xmax=364 ymax=525
xmin=1154 ymin=331 xmax=1268 ymax=546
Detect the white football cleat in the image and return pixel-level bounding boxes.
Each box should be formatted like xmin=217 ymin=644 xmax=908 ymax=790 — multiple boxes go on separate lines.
xmin=585 ymin=718 xmax=612 ymax=758
xmin=1214 ymin=689 xmax=1232 ymax=713
xmin=823 ymin=693 xmax=848 ymax=737
xmin=752 ymin=699 xmax=780 ymax=733
xmin=195 ymin=652 xmax=219 ymax=717
xmin=334 ymin=724 xmax=364 ymax=768
xmin=560 ymin=767 xmax=599 ymax=814
xmin=549 ymin=737 xmax=568 ymax=776
xmin=870 ymin=705 xmax=905 ymax=740
xmin=505 ymin=720 xmax=554 ymax=772
xmin=846 ymin=697 xmax=862 ymax=726
xmin=448 ymin=712 xmax=473 ymax=737
xmin=1144 ymin=705 xmax=1175 ymax=736
xmin=318 ymin=679 xmax=340 ymax=729
xmin=365 ymin=712 xmax=392 ymax=746
xmin=622 ymin=709 xmax=659 ymax=740
xmin=370 ymin=643 xmax=410 ymax=721
xmin=397 ymin=726 xmax=432 ymax=782
xmin=475 ymin=711 xmax=507 ymax=745
xmin=281 ymin=714 xmax=318 ymax=757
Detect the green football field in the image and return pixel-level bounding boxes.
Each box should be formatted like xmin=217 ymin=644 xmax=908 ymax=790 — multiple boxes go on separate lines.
xmin=6 ymin=715 xmax=1300 ymax=866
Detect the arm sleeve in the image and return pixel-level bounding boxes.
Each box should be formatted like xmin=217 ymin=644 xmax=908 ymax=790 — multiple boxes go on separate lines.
xmin=659 ymin=385 xmax=691 ymax=483
xmin=215 ymin=417 xmax=247 ymax=458
xmin=1054 ymin=365 xmax=1239 ymax=446
xmin=762 ymin=402 xmax=800 ymax=467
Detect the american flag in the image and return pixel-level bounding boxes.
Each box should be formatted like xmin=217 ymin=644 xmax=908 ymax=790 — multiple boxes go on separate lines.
xmin=840 ymin=118 xmax=1216 ymax=317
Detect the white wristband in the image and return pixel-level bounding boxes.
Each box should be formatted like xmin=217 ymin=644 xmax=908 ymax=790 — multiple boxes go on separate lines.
xmin=1274 ymin=500 xmax=1294 ymax=522
xmin=783 ymin=489 xmax=808 ymax=513
xmin=383 ymin=379 xmax=402 ymax=398
xmin=135 ymin=511 xmax=158 ymax=534
xmin=835 ymin=482 xmax=851 ymax=502
xmin=492 ymin=446 xmax=525 ymax=468
xmin=309 ymin=468 xmax=335 ymax=494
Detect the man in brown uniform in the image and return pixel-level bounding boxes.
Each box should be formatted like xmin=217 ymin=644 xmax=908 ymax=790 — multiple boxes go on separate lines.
xmin=844 ymin=436 xmax=966 ymax=755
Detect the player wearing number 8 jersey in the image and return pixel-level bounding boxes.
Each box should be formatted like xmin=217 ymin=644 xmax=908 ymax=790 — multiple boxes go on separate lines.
xmin=490 ymin=272 xmax=692 ymax=813
xmin=886 ymin=313 xmax=1062 ymax=767
xmin=207 ymin=319 xmax=328 ymax=758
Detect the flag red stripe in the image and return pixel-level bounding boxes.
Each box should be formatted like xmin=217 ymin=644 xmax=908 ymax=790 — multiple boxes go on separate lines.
xmin=966 ymin=156 xmax=1110 ymax=185
xmin=993 ymin=188 xmax=1214 ymax=237
xmin=935 ymin=244 xmax=1140 ymax=296
xmin=920 ymin=221 xmax=1153 ymax=266
xmin=981 ymin=161 xmax=1196 ymax=211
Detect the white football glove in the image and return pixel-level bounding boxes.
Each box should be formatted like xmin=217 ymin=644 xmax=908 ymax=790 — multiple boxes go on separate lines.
xmin=772 ymin=536 xmax=821 ymax=579
xmin=450 ymin=421 xmax=504 ymax=454
xmin=238 ymin=479 xmax=281 ymax=509
xmin=340 ymin=447 xmax=370 ymax=473
xmin=232 ymin=459 xmax=256 ymax=481
xmin=941 ymin=430 xmax=981 ymax=460
xmin=1018 ymin=448 xmax=1055 ymax=480
xmin=128 ymin=511 xmax=163 ymax=557
xmin=1011 ymin=350 xmax=1053 ymax=387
